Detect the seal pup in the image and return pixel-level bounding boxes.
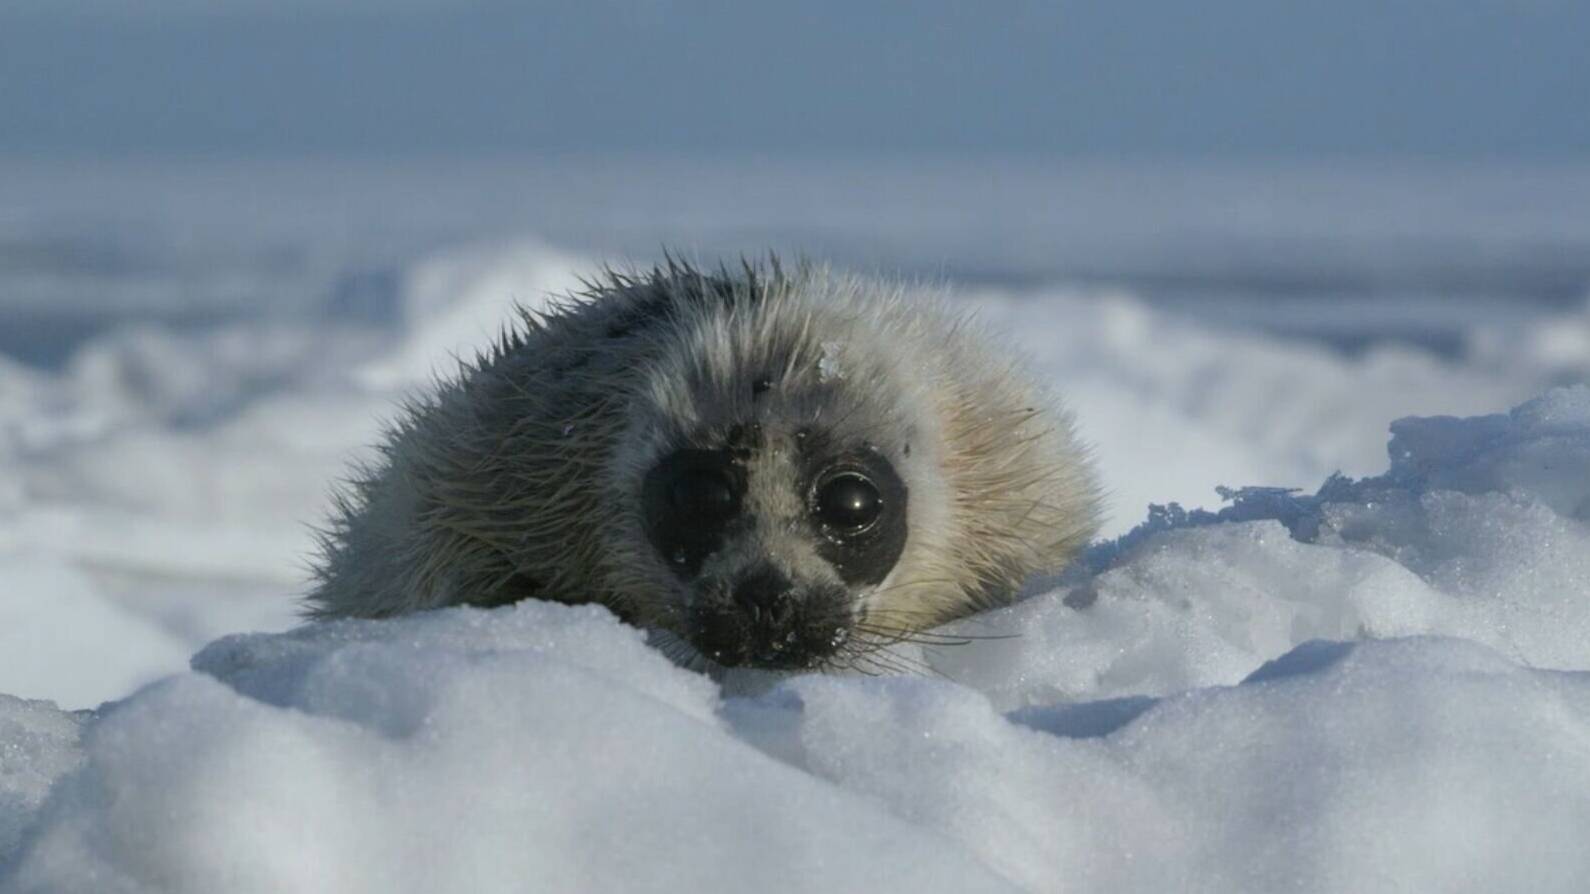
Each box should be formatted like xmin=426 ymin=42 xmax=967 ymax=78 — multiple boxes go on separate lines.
xmin=306 ymin=259 xmax=1100 ymax=672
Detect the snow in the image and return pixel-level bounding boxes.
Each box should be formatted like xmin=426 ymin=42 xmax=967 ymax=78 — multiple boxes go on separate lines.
xmin=10 ymin=576 xmax=1590 ymax=889
xmin=2 ymin=159 xmax=1590 ymax=891
xmin=921 ymin=386 xmax=1590 ymax=711
xmin=8 ymin=608 xmax=1015 ymax=893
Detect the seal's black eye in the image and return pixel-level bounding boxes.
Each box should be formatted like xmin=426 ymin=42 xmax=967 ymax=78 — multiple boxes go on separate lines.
xmin=669 ymin=468 xmax=740 ymax=524
xmin=815 ymin=472 xmax=882 ymax=532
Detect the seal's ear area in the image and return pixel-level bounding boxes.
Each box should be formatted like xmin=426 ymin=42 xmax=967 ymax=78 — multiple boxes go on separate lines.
xmin=304 ymin=258 xmax=1101 ymax=675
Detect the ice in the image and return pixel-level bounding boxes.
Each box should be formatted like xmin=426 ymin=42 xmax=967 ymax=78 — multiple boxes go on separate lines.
xmin=817 ymin=340 xmax=845 ymax=382
xmin=0 ymin=696 xmax=83 ymax=863
xmin=1383 ymin=386 xmax=1590 ymax=517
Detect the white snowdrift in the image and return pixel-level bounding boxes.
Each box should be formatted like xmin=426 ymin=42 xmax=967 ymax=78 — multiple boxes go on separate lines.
xmin=935 ymin=385 xmax=1590 ymax=707
xmin=4 ymin=386 xmax=1590 ymax=893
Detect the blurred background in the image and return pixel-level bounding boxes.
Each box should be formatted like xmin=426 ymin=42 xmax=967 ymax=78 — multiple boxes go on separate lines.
xmin=3 ymin=0 xmax=1589 ymax=708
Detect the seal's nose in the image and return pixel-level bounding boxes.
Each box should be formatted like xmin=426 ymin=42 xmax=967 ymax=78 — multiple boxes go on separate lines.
xmin=730 ymin=565 xmax=796 ymax=627
xmin=690 ymin=567 xmax=848 ymax=670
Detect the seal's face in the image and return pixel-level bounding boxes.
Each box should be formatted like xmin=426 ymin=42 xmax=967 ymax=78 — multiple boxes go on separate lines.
xmin=640 ymin=424 xmax=909 ymax=670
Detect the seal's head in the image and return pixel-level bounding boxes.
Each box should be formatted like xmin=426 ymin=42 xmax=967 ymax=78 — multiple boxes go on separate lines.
xmin=637 ymin=434 xmax=904 ymax=669
xmin=629 ymin=382 xmax=914 ymax=669
xmin=601 ymin=270 xmax=1094 ymax=672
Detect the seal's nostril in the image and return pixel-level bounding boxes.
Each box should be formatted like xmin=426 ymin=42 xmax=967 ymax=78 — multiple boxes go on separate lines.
xmin=730 ymin=566 xmax=793 ymax=614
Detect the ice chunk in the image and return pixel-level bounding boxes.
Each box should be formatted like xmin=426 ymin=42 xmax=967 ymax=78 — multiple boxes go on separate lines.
xmin=817 ymin=340 xmax=845 ymax=382
xmin=1385 ymin=384 xmax=1590 ymax=520
xmin=0 ymin=695 xmax=84 ymax=863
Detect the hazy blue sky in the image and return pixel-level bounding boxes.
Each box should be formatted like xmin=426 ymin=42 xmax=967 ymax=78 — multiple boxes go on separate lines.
xmin=2 ymin=0 xmax=1586 ymax=159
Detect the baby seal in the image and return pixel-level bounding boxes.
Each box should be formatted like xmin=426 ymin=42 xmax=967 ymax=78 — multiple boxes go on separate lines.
xmin=307 ymin=259 xmax=1100 ymax=672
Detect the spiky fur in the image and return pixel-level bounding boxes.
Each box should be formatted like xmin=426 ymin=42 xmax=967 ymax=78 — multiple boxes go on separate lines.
xmin=306 ymin=259 xmax=1100 ymax=661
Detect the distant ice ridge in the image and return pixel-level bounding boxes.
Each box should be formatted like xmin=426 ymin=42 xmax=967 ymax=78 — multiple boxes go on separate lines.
xmin=4 ymin=386 xmax=1590 ymax=893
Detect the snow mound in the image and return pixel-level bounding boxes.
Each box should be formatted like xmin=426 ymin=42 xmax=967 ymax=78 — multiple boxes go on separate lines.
xmin=936 ymin=385 xmax=1590 ymax=708
xmin=4 ymin=386 xmax=1590 ymax=892
xmin=8 ymin=618 xmax=1590 ymax=891
xmin=6 ymin=605 xmax=1013 ymax=894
